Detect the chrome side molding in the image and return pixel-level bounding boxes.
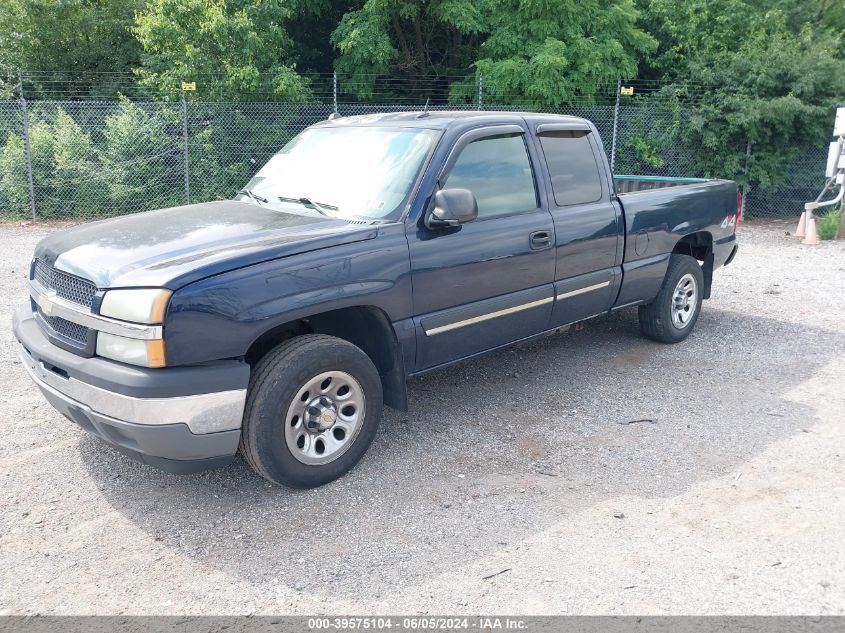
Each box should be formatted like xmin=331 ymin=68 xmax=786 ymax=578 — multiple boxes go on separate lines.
xmin=557 ymin=280 xmax=610 ymax=300
xmin=425 ymin=296 xmax=553 ymax=336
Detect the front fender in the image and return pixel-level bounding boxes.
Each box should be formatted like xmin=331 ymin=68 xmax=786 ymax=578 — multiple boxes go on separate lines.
xmin=163 ymin=226 xmax=412 ymax=366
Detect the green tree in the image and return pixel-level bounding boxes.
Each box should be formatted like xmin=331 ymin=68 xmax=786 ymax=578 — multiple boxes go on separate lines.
xmin=332 ymin=0 xmax=655 ymax=106
xmin=187 ymin=125 xmax=244 ymax=203
xmin=770 ymin=0 xmax=845 ymax=36
xmin=101 ymin=98 xmax=182 ymax=210
xmin=51 ymin=110 xmax=103 ymax=212
xmin=0 ymin=133 xmax=32 ymax=216
xmin=331 ymin=0 xmax=488 ymax=98
xmin=471 ymin=0 xmax=656 ymax=108
xmin=642 ymin=0 xmax=845 ymax=193
xmin=288 ymin=0 xmax=361 ymax=74
xmin=0 ymin=0 xmax=143 ymax=98
xmin=0 ymin=108 xmax=106 ymax=218
xmin=184 ymin=103 xmax=297 ymax=201
xmin=133 ymin=0 xmax=311 ymax=101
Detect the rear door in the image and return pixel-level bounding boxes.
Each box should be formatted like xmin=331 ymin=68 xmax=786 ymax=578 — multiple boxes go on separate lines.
xmin=408 ymin=124 xmax=556 ymax=370
xmin=530 ymin=121 xmax=623 ymax=326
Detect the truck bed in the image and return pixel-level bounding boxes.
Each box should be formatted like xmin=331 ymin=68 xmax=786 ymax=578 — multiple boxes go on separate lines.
xmin=611 ymin=176 xmax=739 ymax=307
xmin=613 ymin=175 xmax=710 ymax=194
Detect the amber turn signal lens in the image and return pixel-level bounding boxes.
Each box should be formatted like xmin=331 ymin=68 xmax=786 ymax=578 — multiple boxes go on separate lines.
xmin=150 ymin=291 xmax=171 ymax=323
xmin=146 ymin=339 xmax=166 ymax=368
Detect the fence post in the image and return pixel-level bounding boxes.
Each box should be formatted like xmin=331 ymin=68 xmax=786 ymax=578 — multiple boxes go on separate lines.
xmin=333 ymin=71 xmax=338 ymax=114
xmin=180 ymin=89 xmax=190 ymax=205
xmin=610 ymin=78 xmax=622 ymax=173
xmin=478 ymin=74 xmax=483 ymax=110
xmin=741 ymin=139 xmax=751 ymax=218
xmin=18 ymin=71 xmax=36 ymax=222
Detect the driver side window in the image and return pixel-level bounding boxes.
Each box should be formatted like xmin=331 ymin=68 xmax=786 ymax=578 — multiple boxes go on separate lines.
xmin=445 ymin=134 xmax=538 ymax=219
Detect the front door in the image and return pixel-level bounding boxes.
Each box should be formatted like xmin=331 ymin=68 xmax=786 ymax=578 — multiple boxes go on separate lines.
xmin=408 ymin=125 xmax=556 ymax=370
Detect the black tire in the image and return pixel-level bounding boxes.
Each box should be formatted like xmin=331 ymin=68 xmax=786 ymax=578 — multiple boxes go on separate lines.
xmin=638 ymin=254 xmax=704 ymax=344
xmin=239 ymin=334 xmax=383 ymax=488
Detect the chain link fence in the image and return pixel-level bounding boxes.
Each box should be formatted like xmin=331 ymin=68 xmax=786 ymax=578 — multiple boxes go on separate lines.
xmin=0 ymin=97 xmax=831 ymax=221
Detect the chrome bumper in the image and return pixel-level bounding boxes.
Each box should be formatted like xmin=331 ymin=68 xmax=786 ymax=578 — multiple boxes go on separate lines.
xmin=14 ymin=305 xmax=247 ymax=472
xmin=19 ymin=343 xmax=246 ymax=434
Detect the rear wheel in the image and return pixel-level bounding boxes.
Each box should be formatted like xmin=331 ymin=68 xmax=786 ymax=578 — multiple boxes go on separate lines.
xmin=239 ymin=334 xmax=382 ymax=488
xmin=638 ymin=254 xmax=704 ymax=343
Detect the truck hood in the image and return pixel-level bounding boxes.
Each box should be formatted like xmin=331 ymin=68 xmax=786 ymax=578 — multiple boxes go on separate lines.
xmin=34 ymin=200 xmax=379 ymax=289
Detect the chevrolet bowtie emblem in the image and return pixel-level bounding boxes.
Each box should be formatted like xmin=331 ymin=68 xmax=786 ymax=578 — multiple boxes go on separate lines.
xmin=38 ymin=290 xmax=57 ymax=316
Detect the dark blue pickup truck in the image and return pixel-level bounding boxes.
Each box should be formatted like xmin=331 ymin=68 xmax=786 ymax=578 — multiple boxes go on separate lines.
xmin=13 ymin=111 xmax=739 ymax=488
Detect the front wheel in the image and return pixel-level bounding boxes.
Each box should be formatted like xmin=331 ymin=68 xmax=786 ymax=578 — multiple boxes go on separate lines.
xmin=239 ymin=334 xmax=383 ymax=488
xmin=638 ymin=254 xmax=704 ymax=344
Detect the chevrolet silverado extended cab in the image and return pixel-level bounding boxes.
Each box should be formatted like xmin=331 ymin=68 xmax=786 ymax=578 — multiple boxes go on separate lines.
xmin=13 ymin=111 xmax=739 ymax=488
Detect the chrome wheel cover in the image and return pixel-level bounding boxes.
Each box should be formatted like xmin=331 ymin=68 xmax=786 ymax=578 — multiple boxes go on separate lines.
xmin=284 ymin=370 xmax=366 ymax=466
xmin=671 ymin=273 xmax=698 ymax=329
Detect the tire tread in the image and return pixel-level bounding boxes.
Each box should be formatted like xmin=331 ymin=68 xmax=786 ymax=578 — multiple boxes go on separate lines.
xmin=239 ymin=334 xmax=380 ymax=487
xmin=638 ymin=254 xmax=703 ymax=344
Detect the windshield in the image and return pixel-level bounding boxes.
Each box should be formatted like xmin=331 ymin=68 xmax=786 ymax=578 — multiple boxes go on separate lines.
xmin=238 ymin=126 xmax=439 ymax=222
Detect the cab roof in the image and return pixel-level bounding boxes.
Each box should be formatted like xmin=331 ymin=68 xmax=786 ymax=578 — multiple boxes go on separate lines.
xmin=311 ymin=110 xmax=591 ymax=131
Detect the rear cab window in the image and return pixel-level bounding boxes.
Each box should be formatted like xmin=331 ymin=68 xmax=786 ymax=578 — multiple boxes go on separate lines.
xmin=537 ymin=129 xmax=604 ymax=206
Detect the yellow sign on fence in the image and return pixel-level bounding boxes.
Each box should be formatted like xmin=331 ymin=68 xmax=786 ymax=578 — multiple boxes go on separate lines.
xmin=620 ymin=86 xmax=634 ymax=96
xmin=181 ymin=81 xmax=196 ymax=91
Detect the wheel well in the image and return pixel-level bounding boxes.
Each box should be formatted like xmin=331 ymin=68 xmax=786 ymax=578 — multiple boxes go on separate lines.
xmin=673 ymin=231 xmax=712 ymax=260
xmin=245 ymin=306 xmax=408 ymax=412
xmin=673 ymin=231 xmax=714 ymax=299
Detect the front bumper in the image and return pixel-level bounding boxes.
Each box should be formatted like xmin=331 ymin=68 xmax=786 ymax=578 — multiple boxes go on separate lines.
xmin=13 ymin=307 xmax=249 ymax=473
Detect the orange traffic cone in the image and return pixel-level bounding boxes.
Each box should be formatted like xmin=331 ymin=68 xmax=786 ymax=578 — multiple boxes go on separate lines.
xmin=802 ymin=216 xmax=820 ymax=245
xmin=794 ymin=211 xmax=807 ymax=238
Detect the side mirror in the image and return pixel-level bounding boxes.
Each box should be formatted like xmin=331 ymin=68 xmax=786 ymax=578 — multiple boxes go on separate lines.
xmin=425 ymin=188 xmax=479 ymax=229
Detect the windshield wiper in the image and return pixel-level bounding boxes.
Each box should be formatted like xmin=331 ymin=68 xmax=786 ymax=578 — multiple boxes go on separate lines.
xmin=278 ymin=196 xmax=338 ymax=217
xmin=237 ymin=189 xmax=268 ymax=205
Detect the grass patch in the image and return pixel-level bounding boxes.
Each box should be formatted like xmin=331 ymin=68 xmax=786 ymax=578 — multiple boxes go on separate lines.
xmin=817 ymin=211 xmax=841 ymax=240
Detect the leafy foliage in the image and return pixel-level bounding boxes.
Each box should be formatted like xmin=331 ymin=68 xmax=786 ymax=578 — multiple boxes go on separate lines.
xmin=0 ymin=0 xmax=143 ymax=98
xmin=641 ymin=0 xmax=845 ymax=191
xmin=100 ymin=98 xmax=183 ymax=209
xmin=817 ymin=211 xmax=840 ymax=240
xmin=52 ymin=110 xmax=103 ymax=211
xmin=0 ymin=131 xmax=30 ymax=214
xmin=133 ymin=0 xmax=311 ymax=101
xmin=472 ymin=0 xmax=656 ymax=108
xmin=1 ymin=0 xmax=844 ymax=221
xmin=331 ymin=0 xmax=656 ymax=106
xmin=332 ymin=0 xmax=488 ymax=97
xmin=0 ymin=98 xmax=312 ymax=219
xmin=0 ymin=108 xmax=107 ymax=217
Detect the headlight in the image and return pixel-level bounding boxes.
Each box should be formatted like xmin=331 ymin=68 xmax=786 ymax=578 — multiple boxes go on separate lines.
xmin=98 ymin=288 xmax=170 ymax=367
xmin=96 ymin=332 xmax=166 ymax=368
xmin=99 ymin=288 xmax=171 ymax=324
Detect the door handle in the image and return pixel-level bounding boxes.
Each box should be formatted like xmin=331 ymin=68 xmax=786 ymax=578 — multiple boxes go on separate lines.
xmin=530 ymin=230 xmax=552 ymax=250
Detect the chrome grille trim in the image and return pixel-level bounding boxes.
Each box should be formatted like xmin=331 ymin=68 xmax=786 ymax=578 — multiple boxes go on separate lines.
xmin=33 ymin=260 xmax=97 ymax=308
xmin=29 ymin=280 xmax=163 ymax=340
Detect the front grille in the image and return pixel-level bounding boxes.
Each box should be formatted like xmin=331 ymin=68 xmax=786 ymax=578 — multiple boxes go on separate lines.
xmin=43 ymin=314 xmax=89 ymax=345
xmin=33 ymin=259 xmax=97 ymax=308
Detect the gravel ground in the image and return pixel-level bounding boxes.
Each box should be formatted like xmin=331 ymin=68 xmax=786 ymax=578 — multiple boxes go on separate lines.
xmin=0 ymin=220 xmax=843 ymax=615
